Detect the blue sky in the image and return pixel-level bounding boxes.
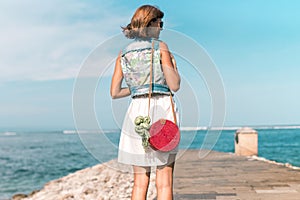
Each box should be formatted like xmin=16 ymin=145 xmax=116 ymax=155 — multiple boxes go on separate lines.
xmin=1 ymin=0 xmax=300 ymax=130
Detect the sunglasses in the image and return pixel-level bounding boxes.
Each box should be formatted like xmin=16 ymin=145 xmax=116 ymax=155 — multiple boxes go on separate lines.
xmin=148 ymin=18 xmax=164 ymax=28
xmin=159 ymin=21 xmax=164 ymax=28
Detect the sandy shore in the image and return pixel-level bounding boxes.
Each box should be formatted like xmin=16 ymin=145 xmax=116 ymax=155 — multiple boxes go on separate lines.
xmin=12 ymin=159 xmax=157 ymax=200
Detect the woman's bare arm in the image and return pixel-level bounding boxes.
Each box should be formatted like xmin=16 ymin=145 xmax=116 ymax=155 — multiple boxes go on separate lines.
xmin=160 ymin=42 xmax=180 ymax=92
xmin=110 ymin=53 xmax=131 ymax=99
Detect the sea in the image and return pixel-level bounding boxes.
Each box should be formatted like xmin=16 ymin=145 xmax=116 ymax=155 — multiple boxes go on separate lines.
xmin=0 ymin=126 xmax=300 ymax=199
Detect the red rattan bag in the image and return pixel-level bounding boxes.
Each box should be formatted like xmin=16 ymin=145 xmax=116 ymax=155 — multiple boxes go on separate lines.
xmin=149 ymin=118 xmax=180 ymax=152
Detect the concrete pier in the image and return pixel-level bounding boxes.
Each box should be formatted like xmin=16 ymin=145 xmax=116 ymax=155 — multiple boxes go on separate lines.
xmin=173 ymin=150 xmax=300 ymax=200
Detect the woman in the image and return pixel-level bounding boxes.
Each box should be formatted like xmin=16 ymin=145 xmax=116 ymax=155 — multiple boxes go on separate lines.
xmin=110 ymin=5 xmax=180 ymax=200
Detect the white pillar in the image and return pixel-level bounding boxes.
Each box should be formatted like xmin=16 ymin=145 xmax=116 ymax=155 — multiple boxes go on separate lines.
xmin=235 ymin=127 xmax=258 ymax=156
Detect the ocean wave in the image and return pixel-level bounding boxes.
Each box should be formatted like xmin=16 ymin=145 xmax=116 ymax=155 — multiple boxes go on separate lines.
xmin=63 ymin=130 xmax=120 ymax=134
xmin=272 ymin=125 xmax=300 ymax=129
xmin=0 ymin=132 xmax=17 ymax=136
xmin=180 ymin=126 xmax=242 ymax=131
xmin=248 ymin=155 xmax=300 ymax=170
xmin=180 ymin=125 xmax=300 ymax=131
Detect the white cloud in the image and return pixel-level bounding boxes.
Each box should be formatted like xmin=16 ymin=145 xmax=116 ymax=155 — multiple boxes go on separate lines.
xmin=0 ymin=0 xmax=130 ymax=82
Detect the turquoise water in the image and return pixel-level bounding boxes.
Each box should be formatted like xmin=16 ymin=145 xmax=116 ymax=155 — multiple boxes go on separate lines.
xmin=0 ymin=128 xmax=299 ymax=199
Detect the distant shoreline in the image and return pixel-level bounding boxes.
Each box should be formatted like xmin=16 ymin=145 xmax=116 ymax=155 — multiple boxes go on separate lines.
xmin=2 ymin=124 xmax=300 ymax=134
xmin=60 ymin=124 xmax=300 ymax=134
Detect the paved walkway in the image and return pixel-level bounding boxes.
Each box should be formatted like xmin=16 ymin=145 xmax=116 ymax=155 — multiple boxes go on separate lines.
xmin=173 ymin=150 xmax=300 ymax=200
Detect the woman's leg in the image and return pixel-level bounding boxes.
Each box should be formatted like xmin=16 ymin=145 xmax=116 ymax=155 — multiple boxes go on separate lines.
xmin=131 ymin=166 xmax=151 ymax=200
xmin=156 ymin=154 xmax=176 ymax=200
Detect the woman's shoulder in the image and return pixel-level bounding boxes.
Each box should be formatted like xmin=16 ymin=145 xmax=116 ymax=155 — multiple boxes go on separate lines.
xmin=157 ymin=40 xmax=169 ymax=52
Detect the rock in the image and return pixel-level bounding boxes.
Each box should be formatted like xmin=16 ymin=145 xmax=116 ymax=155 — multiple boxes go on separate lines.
xmin=15 ymin=159 xmax=157 ymax=200
xmin=28 ymin=190 xmax=40 ymax=197
xmin=12 ymin=194 xmax=28 ymax=200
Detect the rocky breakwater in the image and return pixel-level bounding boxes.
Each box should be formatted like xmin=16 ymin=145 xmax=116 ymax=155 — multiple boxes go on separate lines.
xmin=12 ymin=160 xmax=157 ymax=200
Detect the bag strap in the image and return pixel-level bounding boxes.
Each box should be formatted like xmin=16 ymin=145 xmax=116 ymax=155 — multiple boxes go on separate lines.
xmin=147 ymin=41 xmax=154 ymax=117
xmin=147 ymin=40 xmax=177 ymax=125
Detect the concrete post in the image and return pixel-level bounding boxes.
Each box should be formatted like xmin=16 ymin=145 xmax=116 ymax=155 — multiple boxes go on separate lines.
xmin=235 ymin=127 xmax=258 ymax=156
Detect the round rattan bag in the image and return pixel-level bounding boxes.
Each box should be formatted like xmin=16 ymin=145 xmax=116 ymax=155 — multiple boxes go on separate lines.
xmin=149 ymin=119 xmax=180 ymax=152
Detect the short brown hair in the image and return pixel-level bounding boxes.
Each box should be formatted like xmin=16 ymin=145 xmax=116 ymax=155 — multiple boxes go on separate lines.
xmin=122 ymin=5 xmax=164 ymax=39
